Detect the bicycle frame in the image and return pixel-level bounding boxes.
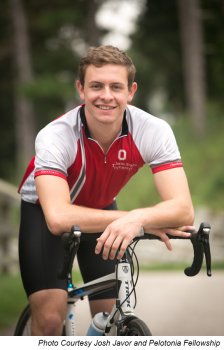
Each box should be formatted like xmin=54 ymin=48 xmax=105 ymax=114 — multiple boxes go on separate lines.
xmin=65 ymin=252 xmax=135 ymax=336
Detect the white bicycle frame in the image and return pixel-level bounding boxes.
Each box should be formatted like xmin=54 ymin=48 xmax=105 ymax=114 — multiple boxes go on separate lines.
xmin=65 ymin=256 xmax=135 ymax=336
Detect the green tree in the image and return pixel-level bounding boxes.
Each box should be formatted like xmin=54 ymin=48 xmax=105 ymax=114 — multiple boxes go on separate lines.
xmin=0 ymin=0 xmax=223 ymax=181
xmin=130 ymin=0 xmax=183 ymax=114
xmin=178 ymin=0 xmax=206 ymax=135
xmin=0 ymin=0 xmax=104 ymax=180
xmin=203 ymin=0 xmax=224 ymax=106
xmin=130 ymin=0 xmax=224 ymax=131
xmin=10 ymin=0 xmax=36 ymax=172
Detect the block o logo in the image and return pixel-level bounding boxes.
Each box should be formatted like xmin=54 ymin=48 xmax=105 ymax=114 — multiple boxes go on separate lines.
xmin=118 ymin=149 xmax=127 ymax=161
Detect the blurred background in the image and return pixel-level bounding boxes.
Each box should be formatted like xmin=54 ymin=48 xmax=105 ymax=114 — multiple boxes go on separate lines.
xmin=0 ymin=0 xmax=223 ymax=335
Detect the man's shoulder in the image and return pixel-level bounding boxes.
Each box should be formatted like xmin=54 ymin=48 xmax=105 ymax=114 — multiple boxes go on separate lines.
xmin=126 ymin=106 xmax=180 ymax=165
xmin=126 ymin=105 xmax=169 ymax=130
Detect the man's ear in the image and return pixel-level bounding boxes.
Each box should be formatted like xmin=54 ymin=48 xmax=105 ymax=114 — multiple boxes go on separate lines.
xmin=128 ymin=82 xmax=138 ymax=103
xmin=76 ymin=80 xmax=84 ymax=100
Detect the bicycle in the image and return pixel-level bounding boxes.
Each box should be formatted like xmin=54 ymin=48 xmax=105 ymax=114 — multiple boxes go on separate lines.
xmin=14 ymin=222 xmax=212 ymax=336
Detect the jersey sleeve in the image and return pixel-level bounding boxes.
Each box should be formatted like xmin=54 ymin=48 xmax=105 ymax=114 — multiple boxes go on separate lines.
xmin=34 ymin=121 xmax=77 ymax=180
xmin=148 ymin=120 xmax=182 ymax=173
xmin=133 ymin=113 xmax=182 ymax=174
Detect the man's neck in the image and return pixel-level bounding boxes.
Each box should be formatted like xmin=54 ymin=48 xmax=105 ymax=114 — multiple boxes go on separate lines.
xmin=80 ymin=105 xmax=126 ymax=153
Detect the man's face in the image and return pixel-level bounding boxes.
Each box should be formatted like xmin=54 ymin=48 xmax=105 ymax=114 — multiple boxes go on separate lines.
xmin=76 ymin=64 xmax=137 ymax=128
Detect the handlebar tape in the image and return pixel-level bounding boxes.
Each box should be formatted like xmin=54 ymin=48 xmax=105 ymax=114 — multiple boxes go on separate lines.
xmin=184 ymin=222 xmax=212 ymax=277
xmin=57 ymin=233 xmax=72 ymax=279
xmin=184 ymin=233 xmax=204 ymax=276
xmin=57 ymin=228 xmax=81 ymax=279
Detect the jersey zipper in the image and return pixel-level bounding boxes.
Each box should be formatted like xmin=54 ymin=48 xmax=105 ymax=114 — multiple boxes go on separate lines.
xmin=88 ymin=135 xmax=127 ymax=164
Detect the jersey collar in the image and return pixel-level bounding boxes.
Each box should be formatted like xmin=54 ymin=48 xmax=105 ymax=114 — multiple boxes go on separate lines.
xmin=79 ymin=105 xmax=128 ymax=138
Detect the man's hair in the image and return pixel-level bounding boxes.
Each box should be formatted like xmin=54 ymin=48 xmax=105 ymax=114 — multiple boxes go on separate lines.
xmin=78 ymin=45 xmax=136 ymax=89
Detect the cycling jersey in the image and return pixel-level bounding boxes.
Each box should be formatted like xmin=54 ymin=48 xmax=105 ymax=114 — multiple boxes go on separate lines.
xmin=18 ymin=105 xmax=182 ymax=208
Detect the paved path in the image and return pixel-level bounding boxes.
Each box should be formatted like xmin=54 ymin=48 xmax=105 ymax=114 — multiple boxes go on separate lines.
xmin=74 ymin=271 xmax=224 ymax=336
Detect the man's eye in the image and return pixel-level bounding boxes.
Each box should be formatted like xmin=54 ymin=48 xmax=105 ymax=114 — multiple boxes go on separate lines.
xmin=112 ymin=85 xmax=122 ymax=91
xmin=91 ymin=84 xmax=101 ymax=90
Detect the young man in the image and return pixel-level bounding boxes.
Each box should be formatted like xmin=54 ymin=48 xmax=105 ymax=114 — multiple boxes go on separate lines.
xmin=18 ymin=45 xmax=194 ymax=335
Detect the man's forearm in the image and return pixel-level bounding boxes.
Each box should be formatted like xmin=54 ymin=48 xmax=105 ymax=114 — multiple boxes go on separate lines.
xmin=130 ymin=199 xmax=194 ymax=232
xmin=47 ymin=203 xmax=127 ymax=235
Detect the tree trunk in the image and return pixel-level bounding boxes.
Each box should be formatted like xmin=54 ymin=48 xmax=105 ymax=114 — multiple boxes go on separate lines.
xmin=178 ymin=0 xmax=206 ymax=135
xmin=84 ymin=0 xmax=103 ymax=46
xmin=10 ymin=0 xmax=36 ymax=172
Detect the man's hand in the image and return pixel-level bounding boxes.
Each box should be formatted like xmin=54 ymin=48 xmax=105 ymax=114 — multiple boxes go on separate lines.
xmin=95 ymin=218 xmax=194 ymax=260
xmin=146 ymin=225 xmax=195 ymax=251
xmin=95 ymin=220 xmax=143 ymax=260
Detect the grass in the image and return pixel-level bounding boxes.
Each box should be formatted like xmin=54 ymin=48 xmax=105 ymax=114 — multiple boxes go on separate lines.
xmin=0 ymin=271 xmax=82 ymax=332
xmin=0 ymin=274 xmax=27 ymax=330
xmin=173 ymin=115 xmax=224 ymax=210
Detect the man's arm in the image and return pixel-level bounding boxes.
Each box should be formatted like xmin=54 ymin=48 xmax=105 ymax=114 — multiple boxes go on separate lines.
xmin=95 ymin=167 xmax=194 ymax=260
xmin=35 ymin=175 xmax=126 ymax=235
xmin=141 ymin=167 xmax=194 ymax=229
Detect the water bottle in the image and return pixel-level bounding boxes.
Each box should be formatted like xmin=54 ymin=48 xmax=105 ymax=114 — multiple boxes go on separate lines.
xmin=87 ymin=312 xmax=109 ymax=336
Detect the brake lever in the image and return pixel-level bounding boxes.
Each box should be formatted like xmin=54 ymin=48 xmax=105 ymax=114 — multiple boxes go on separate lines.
xmin=58 ymin=225 xmax=81 ymax=279
xmin=199 ymin=223 xmax=212 ymax=276
xmin=184 ymin=222 xmax=212 ymax=277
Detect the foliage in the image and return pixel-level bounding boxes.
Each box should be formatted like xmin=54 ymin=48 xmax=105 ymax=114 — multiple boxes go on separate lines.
xmin=0 ymin=270 xmax=81 ymax=332
xmin=0 ymin=0 xmax=223 ymax=207
xmin=129 ymin=0 xmax=184 ymax=113
xmin=203 ymin=0 xmax=224 ymax=103
xmin=176 ymin=115 xmax=224 ymax=210
xmin=0 ymin=1 xmax=16 ymax=179
xmin=0 ymin=0 xmax=103 ymax=179
xmin=130 ymin=0 xmax=224 ymax=114
xmin=117 ymin=112 xmax=224 ymax=211
xmin=0 ymin=274 xmax=27 ymax=330
xmin=17 ymin=0 xmax=98 ymax=128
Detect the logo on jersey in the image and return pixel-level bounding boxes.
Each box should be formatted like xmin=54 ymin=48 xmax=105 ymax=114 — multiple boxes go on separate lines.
xmin=118 ymin=149 xmax=127 ymax=161
xmin=112 ymin=149 xmax=138 ymax=172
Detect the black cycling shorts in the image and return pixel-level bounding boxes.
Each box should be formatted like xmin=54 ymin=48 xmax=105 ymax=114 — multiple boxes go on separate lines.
xmin=19 ymin=200 xmax=117 ymax=300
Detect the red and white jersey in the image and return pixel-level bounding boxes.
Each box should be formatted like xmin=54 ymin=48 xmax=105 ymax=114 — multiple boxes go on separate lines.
xmin=18 ymin=105 xmax=182 ymax=209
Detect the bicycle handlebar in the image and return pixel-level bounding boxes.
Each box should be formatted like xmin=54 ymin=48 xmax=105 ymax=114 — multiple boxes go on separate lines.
xmin=185 ymin=222 xmax=212 ymax=277
xmin=140 ymin=222 xmax=212 ymax=277
xmin=57 ymin=225 xmax=81 ymax=280
xmin=58 ymin=222 xmax=212 ymax=280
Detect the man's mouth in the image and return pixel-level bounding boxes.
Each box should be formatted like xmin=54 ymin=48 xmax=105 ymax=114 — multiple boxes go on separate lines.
xmin=96 ymin=105 xmax=116 ymax=110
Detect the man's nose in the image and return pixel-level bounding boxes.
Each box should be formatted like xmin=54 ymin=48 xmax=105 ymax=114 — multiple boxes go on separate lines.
xmin=100 ymin=87 xmax=113 ymax=100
